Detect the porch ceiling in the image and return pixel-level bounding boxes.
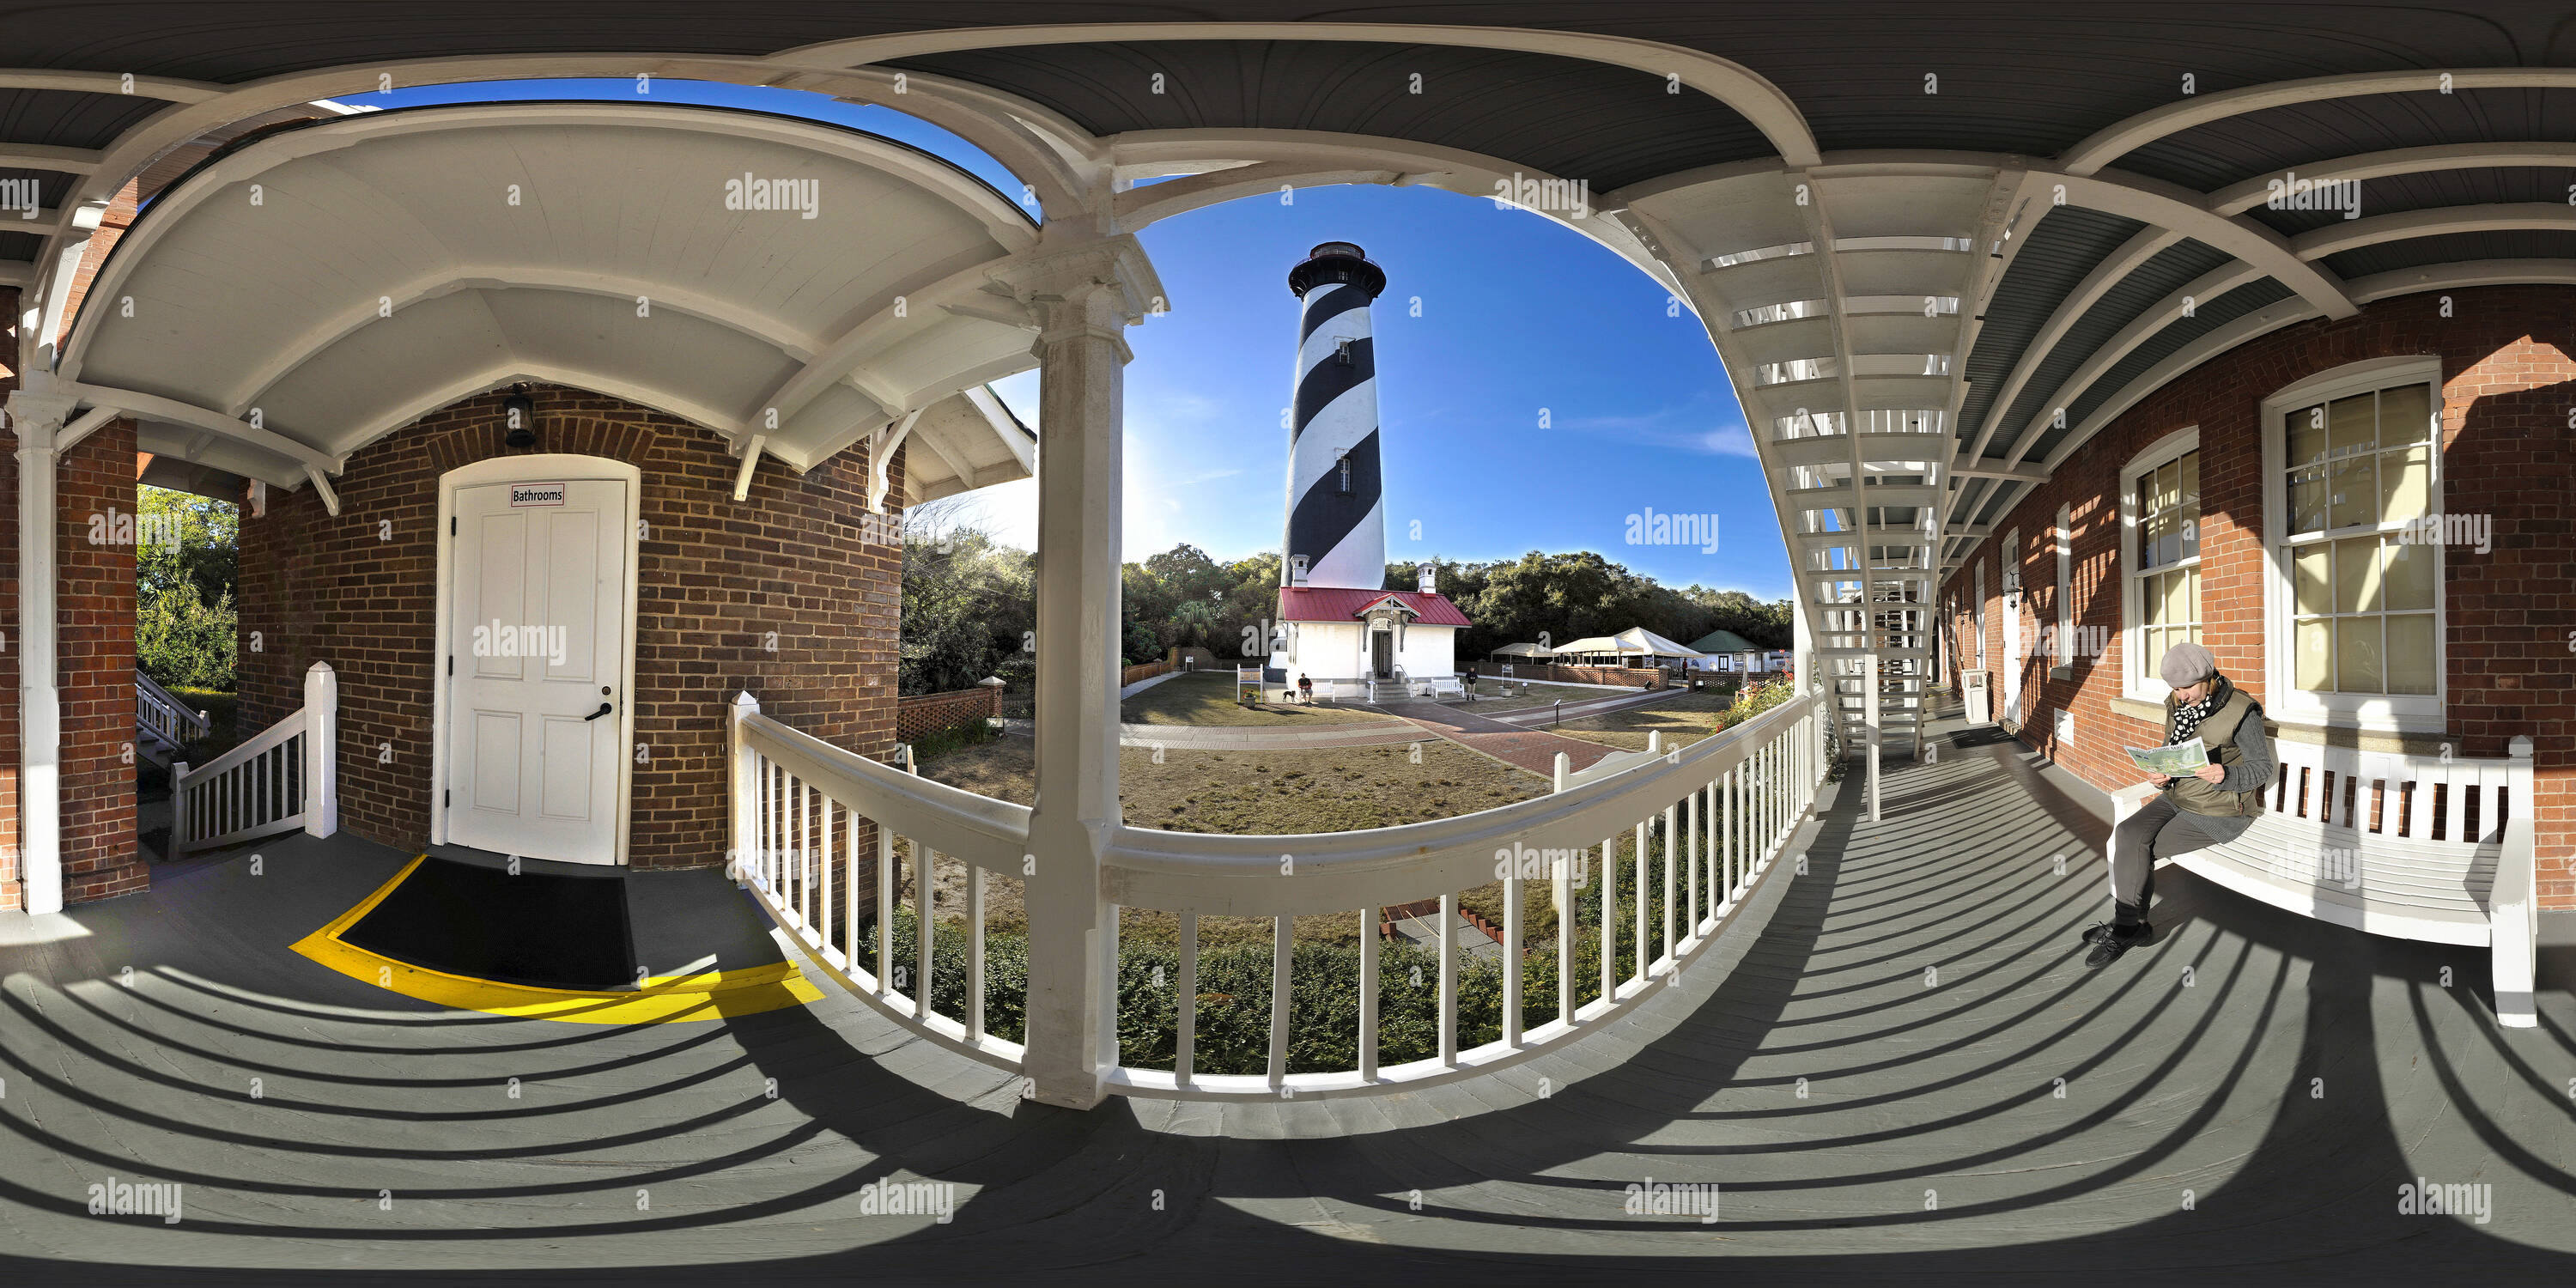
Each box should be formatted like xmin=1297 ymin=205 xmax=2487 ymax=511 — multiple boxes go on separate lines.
xmin=0 ymin=4 xmax=2564 ymax=623
xmin=53 ymin=101 xmax=1048 ymax=488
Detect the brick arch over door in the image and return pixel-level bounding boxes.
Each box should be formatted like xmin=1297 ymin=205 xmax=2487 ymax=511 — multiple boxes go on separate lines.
xmin=236 ymin=386 xmax=905 ymax=869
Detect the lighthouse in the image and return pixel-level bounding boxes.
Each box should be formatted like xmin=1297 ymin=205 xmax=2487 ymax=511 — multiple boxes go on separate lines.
xmin=1281 ymin=240 xmax=1387 ymax=591
xmin=1271 ymin=242 xmax=1467 ymax=696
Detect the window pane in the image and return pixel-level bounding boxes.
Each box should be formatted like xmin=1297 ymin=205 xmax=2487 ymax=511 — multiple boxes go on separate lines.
xmin=2335 ymin=536 xmax=2383 ymax=613
xmin=2383 ymin=538 xmax=2435 ymax=611
xmin=2143 ymin=510 xmax=2172 ymax=568
xmin=2386 ymin=614 xmax=2437 ymax=694
xmin=2287 ymin=404 xmax=2327 ymax=466
xmin=2293 ymin=544 xmax=2333 ymax=615
xmin=2141 ymin=573 xmax=2165 ymax=625
xmin=2142 ymin=627 xmax=2165 ymax=681
xmin=2330 ymin=453 xmax=2378 ymax=530
xmin=2379 ymin=444 xmax=2428 ymax=522
xmin=2379 ymin=383 xmax=2433 ymax=444
xmin=2289 ymin=470 xmax=2328 ymax=535
xmin=2330 ymin=392 xmax=2377 ymax=457
xmin=2164 ymin=566 xmax=2191 ymax=625
xmin=2182 ymin=565 xmax=2200 ymax=624
xmin=2154 ymin=460 xmax=2178 ymax=513
xmin=2296 ymin=617 xmax=2333 ymax=690
xmin=2336 ymin=617 xmax=2384 ymax=693
xmin=2177 ymin=452 xmax=2200 ymax=560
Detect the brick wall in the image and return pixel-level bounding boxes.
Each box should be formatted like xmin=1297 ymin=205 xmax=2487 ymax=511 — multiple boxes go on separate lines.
xmin=58 ymin=418 xmax=143 ymax=902
xmin=896 ymin=686 xmax=1002 ymax=744
xmin=0 ymin=285 xmax=17 ymax=908
xmin=1940 ymin=285 xmax=2576 ymax=907
xmin=1488 ymin=662 xmax=1667 ymax=690
xmin=238 ymin=384 xmax=903 ymax=873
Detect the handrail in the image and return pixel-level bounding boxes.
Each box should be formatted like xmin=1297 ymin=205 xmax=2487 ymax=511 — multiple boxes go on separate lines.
xmin=737 ymin=710 xmax=1029 ymax=867
xmin=1101 ymin=696 xmax=1807 ymax=911
xmin=726 ymin=681 xmax=1827 ymax=1105
xmin=137 ymin=669 xmax=210 ymax=736
xmin=179 ymin=706 xmax=305 ymax=784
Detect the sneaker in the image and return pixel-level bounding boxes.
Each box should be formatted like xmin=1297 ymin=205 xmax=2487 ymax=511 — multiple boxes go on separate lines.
xmin=2082 ymin=921 xmax=2151 ymax=968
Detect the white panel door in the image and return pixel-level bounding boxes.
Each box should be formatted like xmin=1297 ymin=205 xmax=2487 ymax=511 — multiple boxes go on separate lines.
xmin=447 ymin=478 xmax=629 ymax=864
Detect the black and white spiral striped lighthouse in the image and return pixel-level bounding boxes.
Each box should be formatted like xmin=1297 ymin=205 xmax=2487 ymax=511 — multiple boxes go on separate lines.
xmin=1281 ymin=241 xmax=1388 ymax=591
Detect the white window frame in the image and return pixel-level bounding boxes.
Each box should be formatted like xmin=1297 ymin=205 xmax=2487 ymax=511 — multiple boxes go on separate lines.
xmin=2259 ymin=355 xmax=2445 ymax=732
xmin=2118 ymin=425 xmax=2201 ymax=703
xmin=2053 ymin=503 xmax=2073 ymax=668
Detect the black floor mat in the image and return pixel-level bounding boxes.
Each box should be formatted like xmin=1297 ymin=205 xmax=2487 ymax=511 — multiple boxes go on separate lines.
xmin=339 ymin=857 xmax=638 ymax=990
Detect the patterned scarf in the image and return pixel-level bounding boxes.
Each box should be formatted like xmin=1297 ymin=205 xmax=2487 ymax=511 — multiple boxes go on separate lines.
xmin=2170 ymin=683 xmax=2223 ymax=745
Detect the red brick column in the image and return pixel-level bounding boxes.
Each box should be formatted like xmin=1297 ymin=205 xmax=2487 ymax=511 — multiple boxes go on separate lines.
xmin=57 ymin=417 xmax=143 ymax=902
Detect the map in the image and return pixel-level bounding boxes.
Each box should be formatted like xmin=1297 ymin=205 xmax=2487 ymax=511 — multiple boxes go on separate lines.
xmin=2123 ymin=738 xmax=2209 ymax=777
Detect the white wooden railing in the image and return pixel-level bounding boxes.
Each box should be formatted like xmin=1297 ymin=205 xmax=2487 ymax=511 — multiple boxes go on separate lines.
xmin=729 ymin=684 xmax=1828 ymax=1103
xmin=172 ymin=662 xmax=337 ymax=853
xmin=137 ymin=669 xmax=209 ymax=748
xmin=728 ymin=691 xmax=1032 ymax=1074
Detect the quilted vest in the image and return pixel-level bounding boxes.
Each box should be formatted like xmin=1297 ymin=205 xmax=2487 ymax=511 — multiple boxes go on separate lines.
xmin=2166 ymin=679 xmax=2265 ymax=818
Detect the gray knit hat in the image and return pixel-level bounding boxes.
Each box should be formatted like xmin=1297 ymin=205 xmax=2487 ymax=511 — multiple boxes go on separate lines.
xmin=2159 ymin=641 xmax=2217 ymax=688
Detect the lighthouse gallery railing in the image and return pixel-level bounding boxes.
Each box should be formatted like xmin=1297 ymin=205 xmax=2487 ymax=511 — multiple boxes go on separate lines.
xmin=727 ymin=689 xmax=1825 ymax=1102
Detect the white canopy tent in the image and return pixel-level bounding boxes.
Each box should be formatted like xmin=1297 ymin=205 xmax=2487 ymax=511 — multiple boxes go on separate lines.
xmin=1550 ymin=627 xmax=1708 ymax=665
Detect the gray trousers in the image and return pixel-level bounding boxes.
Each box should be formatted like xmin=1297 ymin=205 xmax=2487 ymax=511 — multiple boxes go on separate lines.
xmin=2110 ymin=794 xmax=2253 ymax=917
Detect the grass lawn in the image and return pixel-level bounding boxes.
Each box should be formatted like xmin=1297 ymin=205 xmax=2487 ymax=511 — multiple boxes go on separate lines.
xmin=168 ymin=685 xmax=246 ymax=759
xmin=1552 ymin=690 xmax=1760 ymax=751
xmin=1121 ymin=669 xmax=1396 ymax=727
xmin=916 ymin=733 xmax=1546 ymax=949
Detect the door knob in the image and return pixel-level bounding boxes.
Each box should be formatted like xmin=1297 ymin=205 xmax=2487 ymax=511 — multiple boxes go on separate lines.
xmin=584 ymin=702 xmax=613 ymax=721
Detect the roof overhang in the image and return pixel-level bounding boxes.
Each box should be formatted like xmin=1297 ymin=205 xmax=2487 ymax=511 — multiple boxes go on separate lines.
xmin=50 ymin=100 xmax=1056 ymax=495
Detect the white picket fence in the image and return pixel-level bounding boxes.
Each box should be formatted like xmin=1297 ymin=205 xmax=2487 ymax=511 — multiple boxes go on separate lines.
xmin=728 ymin=685 xmax=1827 ymax=1102
xmin=172 ymin=662 xmax=338 ymax=853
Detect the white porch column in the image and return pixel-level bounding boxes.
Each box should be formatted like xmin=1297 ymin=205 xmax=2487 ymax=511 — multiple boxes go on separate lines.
xmin=993 ymin=234 xmax=1163 ymax=1109
xmin=6 ymin=391 xmax=73 ymax=914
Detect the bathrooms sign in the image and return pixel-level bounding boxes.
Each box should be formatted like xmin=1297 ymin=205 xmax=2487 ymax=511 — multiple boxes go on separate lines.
xmin=509 ymin=483 xmax=567 ymax=507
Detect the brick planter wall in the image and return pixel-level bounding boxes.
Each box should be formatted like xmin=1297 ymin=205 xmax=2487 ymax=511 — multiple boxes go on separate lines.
xmin=238 ymin=384 xmax=903 ymax=875
xmin=1487 ymin=662 xmax=1667 ymax=690
xmin=896 ymin=686 xmax=1002 ymax=744
xmin=1938 ymin=286 xmax=2575 ymax=908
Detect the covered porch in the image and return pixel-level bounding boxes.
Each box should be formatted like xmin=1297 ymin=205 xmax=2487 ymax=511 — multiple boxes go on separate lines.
xmin=1 ymin=714 xmax=2567 ymax=1275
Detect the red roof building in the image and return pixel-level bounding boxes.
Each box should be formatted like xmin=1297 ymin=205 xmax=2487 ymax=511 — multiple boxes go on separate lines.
xmin=1276 ymin=586 xmax=1470 ymax=628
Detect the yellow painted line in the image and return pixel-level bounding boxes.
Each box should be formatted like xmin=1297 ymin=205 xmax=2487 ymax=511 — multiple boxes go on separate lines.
xmin=291 ymin=855 xmax=823 ymax=1024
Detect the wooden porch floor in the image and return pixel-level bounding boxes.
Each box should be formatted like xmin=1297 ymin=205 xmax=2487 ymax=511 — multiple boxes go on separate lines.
xmin=3 ymin=717 xmax=2570 ymax=1281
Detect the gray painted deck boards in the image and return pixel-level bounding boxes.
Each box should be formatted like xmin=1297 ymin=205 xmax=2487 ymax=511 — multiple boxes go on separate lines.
xmin=2 ymin=719 xmax=2570 ymax=1282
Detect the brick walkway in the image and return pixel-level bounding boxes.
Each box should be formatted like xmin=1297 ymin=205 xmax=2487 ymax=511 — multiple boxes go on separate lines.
xmin=1373 ymin=700 xmax=1622 ymax=775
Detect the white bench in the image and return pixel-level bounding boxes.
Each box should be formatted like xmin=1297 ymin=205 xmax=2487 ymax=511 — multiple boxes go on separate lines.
xmin=2111 ymin=733 xmax=2537 ymax=1027
xmin=1422 ymin=677 xmax=1467 ymax=702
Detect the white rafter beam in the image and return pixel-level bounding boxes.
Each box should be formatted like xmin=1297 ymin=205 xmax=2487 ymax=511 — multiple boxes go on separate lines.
xmin=2043 ymin=167 xmax=2355 ymax=319
xmin=61 ymin=380 xmax=340 ymax=476
xmin=2208 ymin=142 xmax=2576 ymax=216
xmin=2062 ymin=69 xmax=2576 ymax=177
xmin=1999 ymin=262 xmax=2266 ymax=465
xmin=2347 ymin=258 xmax=2576 ymax=302
xmin=0 ymin=70 xmax=221 ymax=100
xmin=2289 ymin=203 xmax=2576 ymax=261
xmin=1963 ymin=227 xmax=2180 ymax=462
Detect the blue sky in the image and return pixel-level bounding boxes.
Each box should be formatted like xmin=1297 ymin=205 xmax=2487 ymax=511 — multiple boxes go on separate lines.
xmin=368 ymin=79 xmax=1789 ymax=600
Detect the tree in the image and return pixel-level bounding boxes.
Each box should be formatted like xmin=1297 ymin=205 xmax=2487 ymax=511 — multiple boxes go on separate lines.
xmin=900 ymin=500 xmax=1036 ymax=695
xmin=136 ymin=486 xmax=239 ymax=689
